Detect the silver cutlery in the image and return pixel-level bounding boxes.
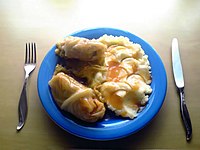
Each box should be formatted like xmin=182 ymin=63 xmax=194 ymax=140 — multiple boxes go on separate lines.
xmin=172 ymin=38 xmax=192 ymax=141
xmin=17 ymin=43 xmax=36 ymax=131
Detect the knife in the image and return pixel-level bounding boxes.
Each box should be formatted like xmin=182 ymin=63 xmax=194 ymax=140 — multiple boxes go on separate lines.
xmin=172 ymin=38 xmax=192 ymax=141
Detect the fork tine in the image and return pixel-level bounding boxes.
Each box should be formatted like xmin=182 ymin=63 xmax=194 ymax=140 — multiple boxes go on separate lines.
xmin=28 ymin=43 xmax=31 ymax=63
xmin=30 ymin=43 xmax=33 ymax=63
xmin=31 ymin=43 xmax=33 ymax=63
xmin=33 ymin=43 xmax=36 ymax=63
xmin=25 ymin=43 xmax=28 ymax=63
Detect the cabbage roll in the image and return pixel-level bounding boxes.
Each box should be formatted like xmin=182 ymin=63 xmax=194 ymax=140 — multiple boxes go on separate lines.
xmin=49 ymin=72 xmax=105 ymax=122
xmin=55 ymin=36 xmax=106 ymax=64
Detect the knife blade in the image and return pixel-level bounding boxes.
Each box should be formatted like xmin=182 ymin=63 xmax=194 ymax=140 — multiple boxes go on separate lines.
xmin=172 ymin=38 xmax=192 ymax=141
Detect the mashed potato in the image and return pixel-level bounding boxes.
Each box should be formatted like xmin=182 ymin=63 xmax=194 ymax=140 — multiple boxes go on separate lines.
xmin=97 ymin=35 xmax=152 ymax=119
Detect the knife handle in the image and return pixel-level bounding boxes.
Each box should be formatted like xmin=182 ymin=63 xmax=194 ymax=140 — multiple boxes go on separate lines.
xmin=179 ymin=88 xmax=192 ymax=141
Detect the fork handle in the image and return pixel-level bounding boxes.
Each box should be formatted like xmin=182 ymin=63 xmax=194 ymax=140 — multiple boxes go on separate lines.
xmin=17 ymin=78 xmax=28 ymax=131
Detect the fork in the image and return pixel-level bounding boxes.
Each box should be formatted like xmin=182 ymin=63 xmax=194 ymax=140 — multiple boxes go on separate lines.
xmin=16 ymin=43 xmax=36 ymax=131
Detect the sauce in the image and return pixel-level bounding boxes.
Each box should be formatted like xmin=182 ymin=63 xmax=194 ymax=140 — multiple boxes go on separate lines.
xmin=107 ymin=61 xmax=127 ymax=82
xmin=108 ymin=93 xmax=123 ymax=110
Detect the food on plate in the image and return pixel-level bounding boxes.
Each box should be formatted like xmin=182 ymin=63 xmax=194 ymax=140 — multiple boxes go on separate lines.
xmin=55 ymin=36 xmax=106 ymax=64
xmin=49 ymin=72 xmax=105 ymax=122
xmin=49 ymin=35 xmax=152 ymax=122
xmin=99 ymin=74 xmax=152 ymax=119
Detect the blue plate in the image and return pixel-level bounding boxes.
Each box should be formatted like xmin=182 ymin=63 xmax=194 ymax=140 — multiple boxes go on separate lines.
xmin=37 ymin=27 xmax=167 ymax=140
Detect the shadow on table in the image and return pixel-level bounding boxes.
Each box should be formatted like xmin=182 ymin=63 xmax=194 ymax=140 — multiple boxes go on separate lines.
xmin=42 ymin=106 xmax=166 ymax=149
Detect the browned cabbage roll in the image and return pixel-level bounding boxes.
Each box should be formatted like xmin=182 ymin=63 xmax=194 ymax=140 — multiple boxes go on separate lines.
xmin=55 ymin=36 xmax=106 ymax=63
xmin=48 ymin=72 xmax=105 ymax=122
